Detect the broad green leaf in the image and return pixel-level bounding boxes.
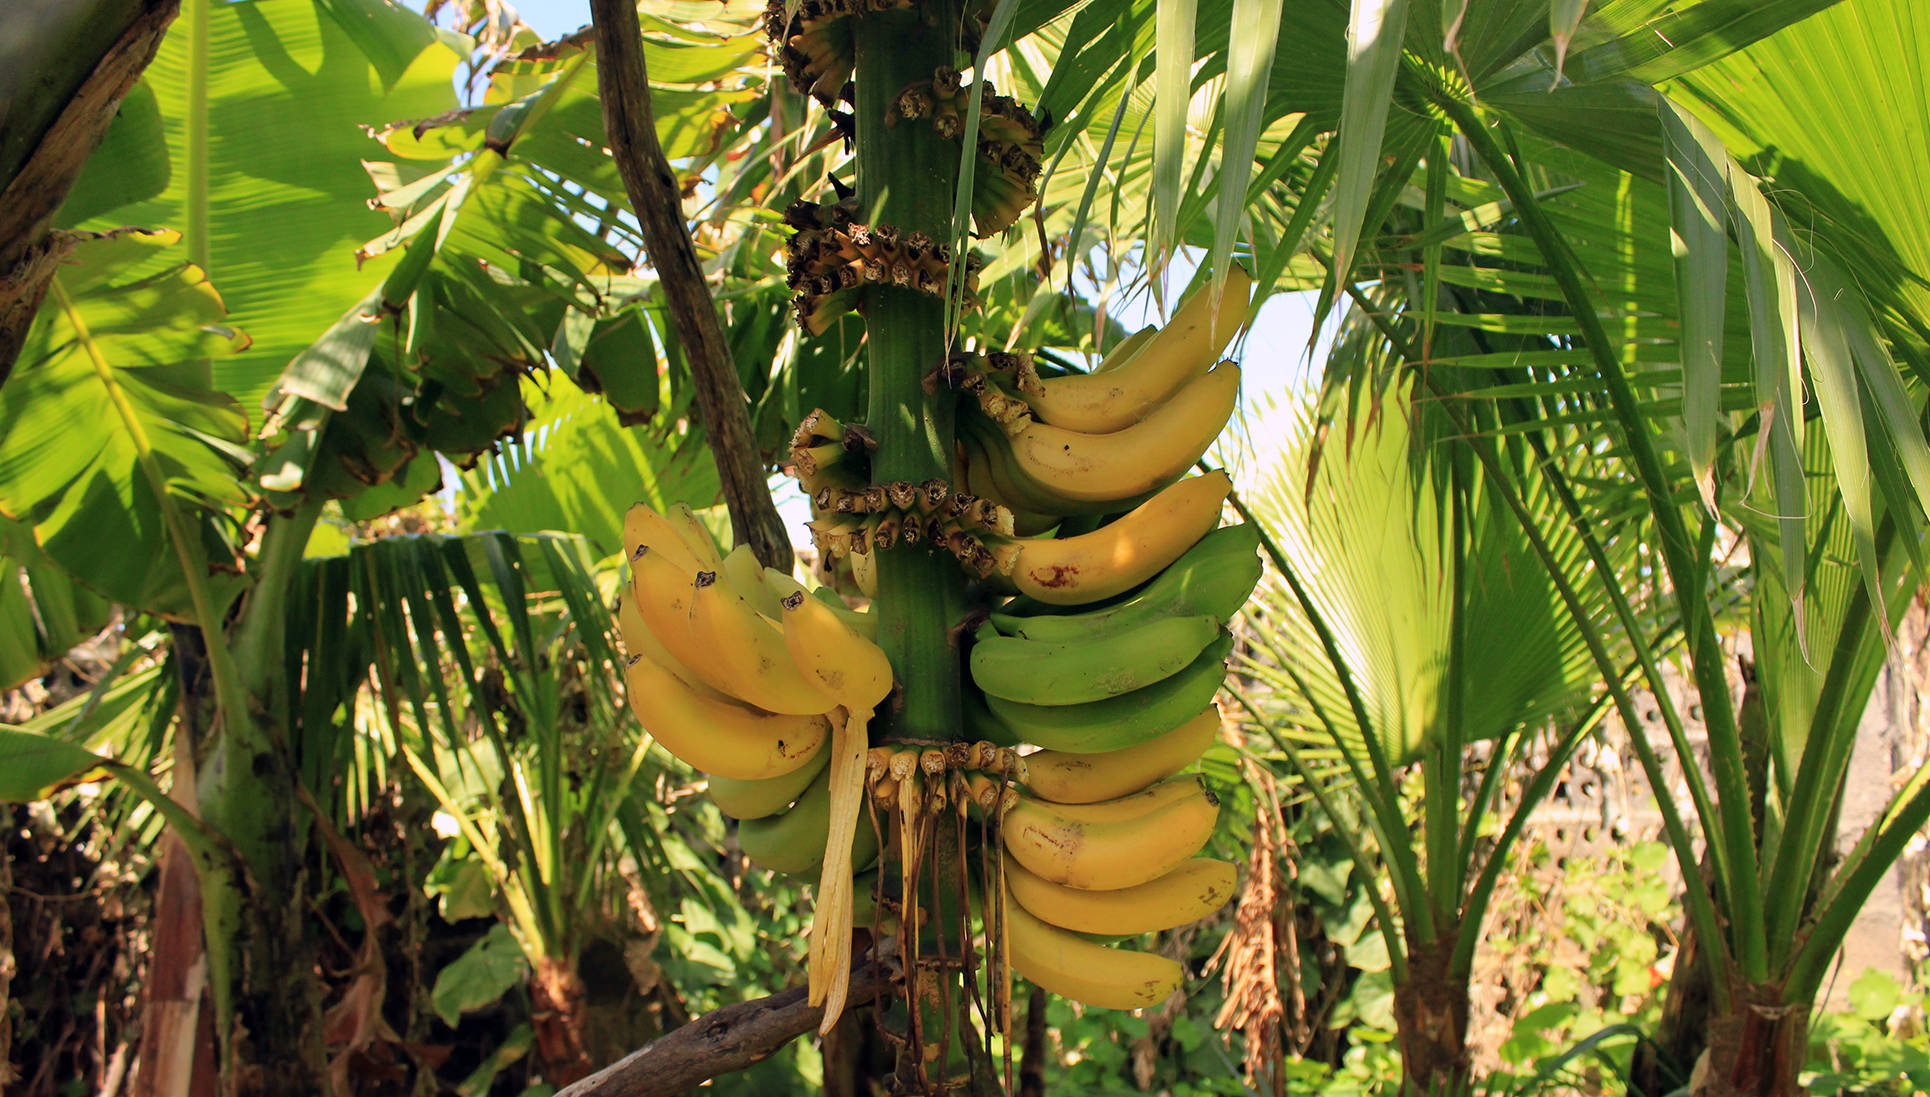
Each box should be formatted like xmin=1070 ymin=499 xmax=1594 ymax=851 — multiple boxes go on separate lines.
xmin=1660 ymin=97 xmax=1728 ymax=513
xmin=63 ymin=0 xmax=461 ymax=410
xmin=1210 ymin=0 xmax=1287 ymax=292
xmin=0 ymin=726 xmax=108 ymax=802
xmin=458 ymin=386 xmax=720 ymax=556
xmin=0 ymin=521 xmax=113 ymax=694
xmin=0 ymin=230 xmax=249 ymax=616
xmin=432 ymin=923 xmax=528 ymax=1027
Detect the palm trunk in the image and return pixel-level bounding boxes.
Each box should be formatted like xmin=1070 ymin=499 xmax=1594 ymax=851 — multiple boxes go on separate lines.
xmin=1392 ymin=934 xmax=1470 ymax=1097
xmin=1698 ymin=982 xmax=1805 ymax=1097
xmin=532 ymin=956 xmax=597 ymax=1085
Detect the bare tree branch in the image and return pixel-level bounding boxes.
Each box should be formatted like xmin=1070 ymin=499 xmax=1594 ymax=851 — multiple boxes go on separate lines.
xmin=588 ymin=0 xmax=793 ymax=570
xmin=557 ymin=947 xmax=901 ymax=1097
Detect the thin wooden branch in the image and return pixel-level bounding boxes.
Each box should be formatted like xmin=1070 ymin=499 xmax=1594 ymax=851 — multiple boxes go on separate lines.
xmin=588 ymin=0 xmax=793 ymax=570
xmin=556 ymin=947 xmax=902 ymax=1097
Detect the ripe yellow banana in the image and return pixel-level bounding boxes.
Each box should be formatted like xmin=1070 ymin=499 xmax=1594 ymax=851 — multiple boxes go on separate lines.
xmin=687 ymin=571 xmax=838 ymax=716
xmin=664 ymin=502 xmax=723 ymax=568
xmin=623 ymin=502 xmax=705 ymax=574
xmin=767 ymin=573 xmax=893 ymax=712
xmin=721 ymin=543 xmax=784 ymax=618
xmin=1000 ymin=885 xmax=1184 ymax=1010
xmin=1089 ymin=325 xmax=1158 ymax=375
xmin=1005 ymin=363 xmax=1241 ymax=505
xmin=763 ymin=567 xmax=880 ymax=640
xmin=1005 ymin=854 xmax=1236 ymax=936
xmin=615 ymin=593 xmax=712 ymax=693
xmin=1024 ymin=704 xmax=1221 ymax=804
xmin=622 ymin=652 xmax=829 ymax=780
xmin=1026 ymin=269 xmax=1250 ymax=432
xmin=628 ymin=546 xmax=749 ymax=702
xmin=1037 ymin=774 xmax=1207 ymax=823
xmin=1002 ymin=783 xmax=1218 ymax=890
xmin=995 ymin=471 xmax=1231 ymax=605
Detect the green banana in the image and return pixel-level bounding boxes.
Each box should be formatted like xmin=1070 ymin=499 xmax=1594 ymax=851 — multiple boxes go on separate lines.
xmin=964 ymin=687 xmax=1023 ymax=747
xmin=970 ymin=614 xmax=1221 ymax=706
xmin=984 ymin=630 xmax=1233 ymax=753
xmin=708 ymin=740 xmax=833 ymax=820
xmin=991 ymin=524 xmax=1261 ymax=642
xmin=737 ymin=763 xmax=882 ymax=876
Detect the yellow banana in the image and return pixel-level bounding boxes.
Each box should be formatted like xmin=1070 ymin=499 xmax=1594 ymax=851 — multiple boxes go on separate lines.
xmin=708 ymin=739 xmax=832 ymax=819
xmin=767 ymin=572 xmax=894 ymax=713
xmin=1006 ymin=363 xmax=1241 ymax=505
xmin=1089 ymin=325 xmax=1158 ymax=374
xmin=628 ymin=545 xmax=747 ymax=702
xmin=664 ymin=502 xmax=723 ymax=568
xmin=1001 ymin=884 xmax=1184 ymax=1010
xmin=623 ymin=503 xmax=704 ymax=574
xmin=622 ymin=652 xmax=829 ymax=781
xmin=994 ymin=471 xmax=1231 ymax=605
xmin=1024 ymin=704 xmax=1221 ymax=804
xmin=764 ymin=567 xmax=878 ymax=640
xmin=721 ymin=543 xmax=784 ymax=617
xmin=1037 ymin=775 xmax=1207 ymax=824
xmin=615 ymin=593 xmax=713 ymax=693
xmin=1027 ymin=270 xmax=1250 ymax=432
xmin=1005 ymin=855 xmax=1236 ymax=936
xmin=1002 ymin=783 xmax=1218 ymax=890
xmin=687 ymin=571 xmax=838 ymax=716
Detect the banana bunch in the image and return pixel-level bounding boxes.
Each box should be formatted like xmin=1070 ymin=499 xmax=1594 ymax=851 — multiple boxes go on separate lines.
xmin=887 ymin=68 xmax=1047 ymax=235
xmin=938 ymin=273 xmax=1262 ymax=1012
xmin=784 ymin=199 xmax=984 ymax=334
xmin=617 ymin=500 xmax=895 ymax=1030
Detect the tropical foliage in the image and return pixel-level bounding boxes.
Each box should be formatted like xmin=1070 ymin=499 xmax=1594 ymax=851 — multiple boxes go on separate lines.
xmin=4 ymin=0 xmax=1930 ymax=1094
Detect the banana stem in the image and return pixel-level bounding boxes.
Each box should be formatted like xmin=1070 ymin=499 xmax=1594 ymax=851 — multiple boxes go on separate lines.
xmin=853 ymin=2 xmax=969 ymax=744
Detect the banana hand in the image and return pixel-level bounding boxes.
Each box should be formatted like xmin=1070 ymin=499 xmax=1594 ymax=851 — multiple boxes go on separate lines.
xmin=985 ymin=630 xmax=1233 ymax=753
xmin=1024 ymin=269 xmax=1250 ymax=433
xmin=1023 ymin=705 xmax=1221 ymax=804
xmin=1006 ymin=854 xmax=1235 ymax=936
xmin=993 ymin=471 xmax=1231 ymax=606
xmin=623 ymin=652 xmax=828 ymax=781
xmin=1000 ymin=884 xmax=1184 ymax=1010
xmin=990 ymin=523 xmax=1261 ymax=644
xmin=970 ymin=614 xmax=1221 ymax=707
xmin=1001 ymin=778 xmax=1218 ymax=890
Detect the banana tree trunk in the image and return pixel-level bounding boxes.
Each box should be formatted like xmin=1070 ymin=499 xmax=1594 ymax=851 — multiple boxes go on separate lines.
xmin=1392 ymin=934 xmax=1470 ymax=1097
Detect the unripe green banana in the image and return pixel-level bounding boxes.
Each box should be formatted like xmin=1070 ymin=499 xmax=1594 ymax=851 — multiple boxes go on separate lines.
xmin=708 ymin=740 xmax=833 ymax=820
xmin=984 ymin=630 xmax=1233 ymax=753
xmin=970 ymin=614 xmax=1221 ymax=706
xmin=991 ymin=523 xmax=1261 ymax=642
xmin=737 ymin=763 xmax=881 ymax=876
